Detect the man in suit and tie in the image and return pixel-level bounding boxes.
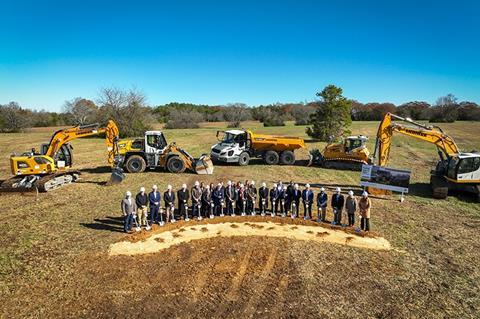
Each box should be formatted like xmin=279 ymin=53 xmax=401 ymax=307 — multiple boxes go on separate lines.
xmin=178 ymin=183 xmax=190 ymax=221
xmin=317 ymin=187 xmax=328 ymax=222
xmin=164 ymin=185 xmax=176 ymax=223
xmin=149 ymin=185 xmax=161 ymax=225
xmin=302 ymin=184 xmax=314 ymax=220
xmin=331 ymin=187 xmax=345 ymax=225
xmin=258 ymin=182 xmax=269 ymax=215
xmin=191 ymin=181 xmax=203 ymax=220
xmin=290 ymin=183 xmax=301 ymax=218
xmin=269 ymin=183 xmax=279 ymax=216
xmin=225 ymin=181 xmax=237 ymax=216
xmin=202 ymin=184 xmax=213 ymax=218
xmin=121 ymin=191 xmax=137 ymax=233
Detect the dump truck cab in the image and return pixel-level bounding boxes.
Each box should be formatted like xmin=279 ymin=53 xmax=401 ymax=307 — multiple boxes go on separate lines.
xmin=211 ymin=129 xmax=305 ymax=166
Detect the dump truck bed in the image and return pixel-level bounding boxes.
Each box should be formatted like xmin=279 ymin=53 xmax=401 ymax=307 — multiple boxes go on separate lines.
xmin=249 ymin=132 xmax=305 ymax=152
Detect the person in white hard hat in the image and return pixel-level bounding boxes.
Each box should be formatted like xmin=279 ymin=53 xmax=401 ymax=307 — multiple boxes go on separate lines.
xmin=290 ymin=183 xmax=301 ymax=217
xmin=225 ymin=180 xmax=237 ymax=216
xmin=201 ymin=184 xmax=212 ymax=218
xmin=149 ymin=185 xmax=161 ymax=225
xmin=178 ymin=183 xmax=190 ymax=221
xmin=345 ymin=190 xmax=358 ymax=227
xmin=136 ymin=187 xmax=149 ymax=228
xmin=164 ymin=185 xmax=176 ymax=223
xmin=270 ymin=183 xmax=279 ymax=216
xmin=258 ymin=182 xmax=269 ymax=215
xmin=121 ymin=191 xmax=136 ymax=232
xmin=191 ymin=181 xmax=202 ymax=219
xmin=359 ymin=191 xmax=372 ymax=232
xmin=331 ymin=187 xmax=344 ymax=225
xmin=302 ymin=184 xmax=314 ymax=220
xmin=246 ymin=181 xmax=257 ymax=215
xmin=316 ymin=187 xmax=328 ymax=222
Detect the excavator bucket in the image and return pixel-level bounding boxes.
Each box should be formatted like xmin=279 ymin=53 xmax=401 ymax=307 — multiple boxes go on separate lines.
xmin=107 ymin=168 xmax=126 ymax=185
xmin=195 ymin=155 xmax=214 ymax=175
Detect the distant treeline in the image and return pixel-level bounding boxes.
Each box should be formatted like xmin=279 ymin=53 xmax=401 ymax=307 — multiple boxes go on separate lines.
xmin=1 ymin=88 xmax=479 ymax=135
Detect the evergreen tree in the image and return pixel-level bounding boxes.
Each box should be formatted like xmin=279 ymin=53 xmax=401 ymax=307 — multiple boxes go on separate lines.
xmin=306 ymin=85 xmax=352 ymax=141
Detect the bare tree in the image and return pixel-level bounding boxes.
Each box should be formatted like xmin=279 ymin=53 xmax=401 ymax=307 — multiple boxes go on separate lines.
xmin=62 ymin=97 xmax=97 ymax=125
xmin=0 ymin=102 xmax=30 ymax=132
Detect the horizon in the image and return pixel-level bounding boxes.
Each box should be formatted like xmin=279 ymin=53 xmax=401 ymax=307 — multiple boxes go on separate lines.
xmin=1 ymin=0 xmax=479 ymax=112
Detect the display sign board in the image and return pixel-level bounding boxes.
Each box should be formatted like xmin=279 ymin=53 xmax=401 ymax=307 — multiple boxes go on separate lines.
xmin=360 ymin=165 xmax=411 ymax=193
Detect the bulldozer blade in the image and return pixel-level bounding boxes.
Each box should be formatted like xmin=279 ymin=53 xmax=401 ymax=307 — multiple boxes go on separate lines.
xmin=106 ymin=168 xmax=126 ymax=186
xmin=195 ymin=155 xmax=214 ymax=175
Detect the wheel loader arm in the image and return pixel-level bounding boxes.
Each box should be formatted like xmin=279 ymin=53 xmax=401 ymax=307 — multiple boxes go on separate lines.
xmin=374 ymin=113 xmax=460 ymax=166
xmin=45 ymin=120 xmax=120 ymax=165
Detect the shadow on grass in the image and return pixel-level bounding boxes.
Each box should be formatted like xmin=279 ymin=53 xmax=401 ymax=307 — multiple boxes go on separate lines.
xmin=81 ymin=216 xmax=125 ymax=233
xmin=79 ymin=166 xmax=112 ymax=174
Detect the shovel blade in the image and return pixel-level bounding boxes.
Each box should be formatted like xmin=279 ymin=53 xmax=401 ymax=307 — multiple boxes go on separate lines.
xmin=107 ymin=168 xmax=126 ymax=186
xmin=195 ymin=155 xmax=214 ymax=175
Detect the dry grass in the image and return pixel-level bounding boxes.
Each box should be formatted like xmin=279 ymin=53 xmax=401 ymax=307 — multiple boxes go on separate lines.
xmin=1 ymin=121 xmax=479 ymax=318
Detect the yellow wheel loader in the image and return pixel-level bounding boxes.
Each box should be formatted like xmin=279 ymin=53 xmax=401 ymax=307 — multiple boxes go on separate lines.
xmin=373 ymin=113 xmax=480 ymax=202
xmin=309 ymin=135 xmax=371 ymax=170
xmin=116 ymin=130 xmax=213 ymax=175
xmin=1 ymin=120 xmax=124 ymax=192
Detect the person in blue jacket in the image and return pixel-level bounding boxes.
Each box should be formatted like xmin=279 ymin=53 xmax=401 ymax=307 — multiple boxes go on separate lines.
xmin=212 ymin=183 xmax=225 ymax=216
xmin=302 ymin=184 xmax=314 ymax=220
xmin=316 ymin=187 xmax=328 ymax=222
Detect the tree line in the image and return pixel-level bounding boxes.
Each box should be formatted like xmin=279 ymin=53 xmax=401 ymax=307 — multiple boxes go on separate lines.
xmin=1 ymin=87 xmax=479 ymax=138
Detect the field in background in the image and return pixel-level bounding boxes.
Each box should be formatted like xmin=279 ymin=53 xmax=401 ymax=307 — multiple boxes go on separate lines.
xmin=1 ymin=121 xmax=479 ymax=318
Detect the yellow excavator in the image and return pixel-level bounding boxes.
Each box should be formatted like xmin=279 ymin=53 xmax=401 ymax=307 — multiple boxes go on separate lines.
xmin=1 ymin=120 xmax=123 ymax=192
xmin=373 ymin=113 xmax=480 ymax=201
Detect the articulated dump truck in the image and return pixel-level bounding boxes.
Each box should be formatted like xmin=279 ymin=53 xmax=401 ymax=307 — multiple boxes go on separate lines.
xmin=210 ymin=129 xmax=305 ymax=166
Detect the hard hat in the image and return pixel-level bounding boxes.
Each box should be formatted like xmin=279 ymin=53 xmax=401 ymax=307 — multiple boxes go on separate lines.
xmin=167 ymin=185 xmax=172 ymax=190
xmin=283 ymin=185 xmax=287 ymax=190
xmin=182 ymin=183 xmax=187 ymax=188
xmin=251 ymin=181 xmax=255 ymax=185
xmin=126 ymin=191 xmax=131 ymax=197
xmin=227 ymin=181 xmax=232 ymax=186
xmin=152 ymin=185 xmax=157 ymax=190
xmin=362 ymin=191 xmax=368 ymax=197
xmin=320 ymin=187 xmax=325 ymax=192
xmin=205 ymin=185 xmax=210 ymax=189
xmin=262 ymin=182 xmax=266 ymax=187
xmin=195 ymin=181 xmax=199 ymax=186
xmin=305 ymin=183 xmax=310 ymax=188
xmin=273 ymin=183 xmax=277 ymax=188
xmin=140 ymin=187 xmax=145 ymax=192
xmin=348 ymin=190 xmax=354 ymax=196
xmin=294 ymin=184 xmax=299 ymax=189
xmin=336 ymin=187 xmax=341 ymax=192
xmin=240 ymin=183 xmax=244 ymax=188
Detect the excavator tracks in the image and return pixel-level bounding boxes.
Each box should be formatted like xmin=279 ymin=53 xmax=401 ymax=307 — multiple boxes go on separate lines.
xmin=0 ymin=171 xmax=81 ymax=193
xmin=322 ymin=158 xmax=369 ymax=171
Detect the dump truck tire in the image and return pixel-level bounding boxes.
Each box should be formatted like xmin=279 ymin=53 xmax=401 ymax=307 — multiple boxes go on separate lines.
xmin=125 ymin=155 xmax=146 ymax=173
xmin=167 ymin=156 xmax=186 ymax=173
xmin=238 ymin=152 xmax=250 ymax=166
xmin=264 ymin=151 xmax=279 ymax=165
xmin=280 ymin=150 xmax=295 ymax=165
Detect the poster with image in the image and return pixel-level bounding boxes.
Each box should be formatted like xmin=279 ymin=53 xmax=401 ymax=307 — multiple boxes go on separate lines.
xmin=360 ymin=164 xmax=411 ymax=193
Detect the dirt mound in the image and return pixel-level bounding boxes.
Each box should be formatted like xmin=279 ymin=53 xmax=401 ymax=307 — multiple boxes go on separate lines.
xmin=109 ymin=221 xmax=392 ymax=256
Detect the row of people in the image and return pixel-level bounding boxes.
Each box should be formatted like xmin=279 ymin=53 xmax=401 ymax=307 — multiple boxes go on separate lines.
xmin=120 ymin=181 xmax=372 ymax=233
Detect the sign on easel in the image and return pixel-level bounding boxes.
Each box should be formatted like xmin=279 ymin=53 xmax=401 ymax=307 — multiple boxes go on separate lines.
xmin=360 ymin=164 xmax=411 ymax=193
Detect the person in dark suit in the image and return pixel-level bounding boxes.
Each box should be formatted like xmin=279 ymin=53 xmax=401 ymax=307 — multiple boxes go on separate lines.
xmin=317 ymin=187 xmax=328 ymax=222
xmin=225 ymin=181 xmax=237 ymax=216
xmin=246 ymin=181 xmax=257 ymax=215
xmin=178 ymin=183 xmax=190 ymax=221
xmin=237 ymin=183 xmax=247 ymax=216
xmin=279 ymin=185 xmax=288 ymax=217
xmin=302 ymin=184 xmax=314 ymax=220
xmin=149 ymin=185 xmax=161 ymax=225
xmin=270 ymin=183 xmax=279 ymax=216
xmin=202 ymin=185 xmax=213 ymax=218
xmin=212 ymin=183 xmax=225 ymax=216
xmin=121 ymin=191 xmax=137 ymax=232
xmin=331 ymin=187 xmax=345 ymax=225
xmin=191 ymin=181 xmax=202 ymax=220
xmin=286 ymin=181 xmax=294 ymax=213
xmin=290 ymin=183 xmax=301 ymax=217
xmin=164 ymin=185 xmax=176 ymax=223
xmin=258 ymin=182 xmax=269 ymax=215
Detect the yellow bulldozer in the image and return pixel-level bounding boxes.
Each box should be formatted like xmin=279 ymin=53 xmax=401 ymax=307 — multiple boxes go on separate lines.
xmin=309 ymin=135 xmax=371 ymax=170
xmin=116 ymin=130 xmax=214 ymax=175
xmin=1 ymin=120 xmax=122 ymax=192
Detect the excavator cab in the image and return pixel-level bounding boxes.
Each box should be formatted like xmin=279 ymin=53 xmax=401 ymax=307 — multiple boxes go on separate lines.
xmin=344 ymin=136 xmax=368 ymax=153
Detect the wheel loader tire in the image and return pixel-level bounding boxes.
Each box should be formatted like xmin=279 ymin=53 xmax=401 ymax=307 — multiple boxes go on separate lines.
xmin=125 ymin=155 xmax=146 ymax=173
xmin=430 ymin=175 xmax=448 ymax=199
xmin=167 ymin=156 xmax=186 ymax=173
xmin=280 ymin=150 xmax=295 ymax=165
xmin=264 ymin=151 xmax=279 ymax=165
xmin=238 ymin=152 xmax=250 ymax=166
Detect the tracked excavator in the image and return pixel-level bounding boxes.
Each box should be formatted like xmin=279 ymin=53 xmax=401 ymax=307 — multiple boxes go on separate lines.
xmin=373 ymin=113 xmax=480 ymax=202
xmin=1 ymin=120 xmax=123 ymax=192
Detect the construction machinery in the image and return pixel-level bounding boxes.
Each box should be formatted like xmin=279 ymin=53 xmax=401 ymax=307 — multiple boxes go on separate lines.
xmin=116 ymin=131 xmax=213 ymax=174
xmin=210 ymin=129 xmax=305 ymax=166
xmin=373 ymin=113 xmax=480 ymax=201
xmin=1 ymin=120 xmax=123 ymax=192
xmin=310 ymin=135 xmax=371 ymax=170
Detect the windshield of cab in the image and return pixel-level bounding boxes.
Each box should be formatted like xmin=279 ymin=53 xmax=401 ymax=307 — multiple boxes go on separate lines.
xmin=220 ymin=132 xmax=236 ymax=143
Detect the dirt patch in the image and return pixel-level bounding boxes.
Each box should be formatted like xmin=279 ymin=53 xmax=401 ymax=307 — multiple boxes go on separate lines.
xmin=109 ymin=222 xmax=392 ymax=256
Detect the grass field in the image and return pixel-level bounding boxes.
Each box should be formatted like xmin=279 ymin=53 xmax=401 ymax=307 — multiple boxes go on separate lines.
xmin=1 ymin=121 xmax=479 ymax=318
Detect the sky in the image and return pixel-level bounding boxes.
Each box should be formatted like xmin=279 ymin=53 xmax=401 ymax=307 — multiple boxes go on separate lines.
xmin=1 ymin=0 xmax=479 ymax=111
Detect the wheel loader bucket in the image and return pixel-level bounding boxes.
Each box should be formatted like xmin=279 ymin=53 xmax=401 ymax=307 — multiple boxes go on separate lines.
xmin=107 ymin=168 xmax=126 ymax=185
xmin=195 ymin=155 xmax=214 ymax=175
